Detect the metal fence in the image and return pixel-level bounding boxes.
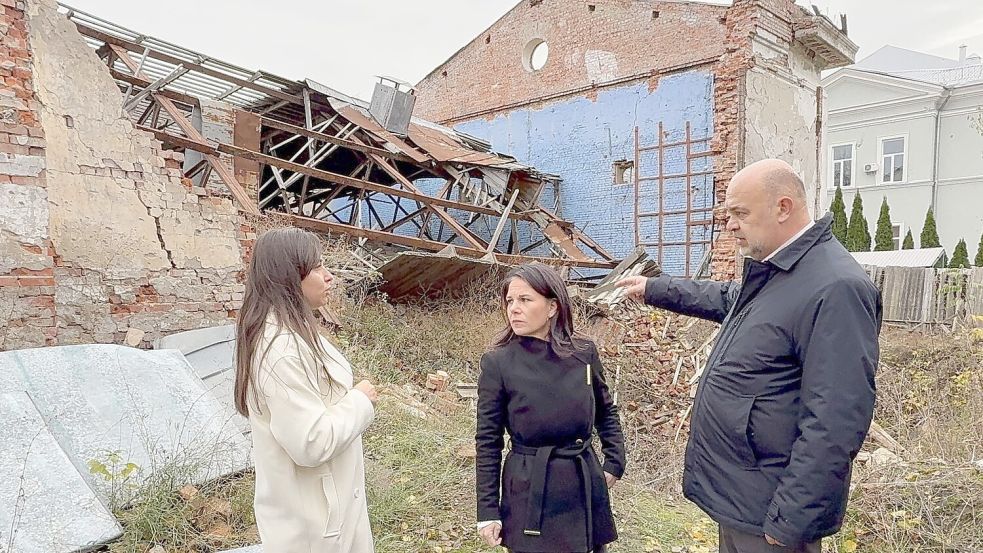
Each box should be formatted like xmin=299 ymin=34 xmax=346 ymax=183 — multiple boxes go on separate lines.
xmin=863 ymin=266 xmax=983 ymax=324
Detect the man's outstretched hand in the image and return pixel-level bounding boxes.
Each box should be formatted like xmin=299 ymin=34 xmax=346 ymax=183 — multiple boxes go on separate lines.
xmin=615 ymin=276 xmax=647 ymax=302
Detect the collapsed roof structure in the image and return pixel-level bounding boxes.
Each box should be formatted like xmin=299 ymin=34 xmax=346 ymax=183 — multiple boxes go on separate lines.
xmin=62 ymin=4 xmax=622 ymax=293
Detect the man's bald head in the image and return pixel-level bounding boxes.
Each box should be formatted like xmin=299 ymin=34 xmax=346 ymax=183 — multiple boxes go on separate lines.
xmin=732 ymin=159 xmax=807 ymax=205
xmin=724 ymin=159 xmax=813 ymax=260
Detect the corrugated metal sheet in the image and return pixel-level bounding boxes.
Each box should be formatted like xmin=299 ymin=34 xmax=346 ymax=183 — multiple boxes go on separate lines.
xmin=851 ymin=247 xmax=945 ymax=268
xmin=376 ymin=250 xmax=512 ymax=301
xmin=62 ymin=4 xmax=298 ymax=109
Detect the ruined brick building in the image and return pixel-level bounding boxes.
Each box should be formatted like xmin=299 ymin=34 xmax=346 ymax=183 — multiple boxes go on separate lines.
xmin=1 ymin=0 xmax=625 ymax=351
xmin=415 ymin=0 xmax=858 ymax=277
xmin=1 ymin=0 xmax=251 ymax=350
xmin=1 ymin=0 xmax=857 ymax=352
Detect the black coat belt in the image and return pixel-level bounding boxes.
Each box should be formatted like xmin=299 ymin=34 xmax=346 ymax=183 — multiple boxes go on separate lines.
xmin=510 ymin=438 xmax=593 ymax=544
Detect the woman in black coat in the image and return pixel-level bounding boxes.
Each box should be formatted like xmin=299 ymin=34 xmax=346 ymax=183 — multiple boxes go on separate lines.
xmin=476 ymin=263 xmax=626 ymax=553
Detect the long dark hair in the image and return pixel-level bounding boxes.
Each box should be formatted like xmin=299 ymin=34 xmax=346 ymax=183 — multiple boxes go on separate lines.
xmin=492 ymin=263 xmax=588 ymax=358
xmin=233 ymin=227 xmax=336 ymax=416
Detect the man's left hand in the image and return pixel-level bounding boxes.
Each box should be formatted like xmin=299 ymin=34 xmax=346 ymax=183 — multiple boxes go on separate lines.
xmin=765 ymin=534 xmax=786 ymax=547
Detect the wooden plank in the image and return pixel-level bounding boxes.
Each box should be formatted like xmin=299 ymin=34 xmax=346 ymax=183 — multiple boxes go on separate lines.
xmin=108 ymin=68 xmax=198 ymax=106
xmin=291 ymin=216 xmax=616 ymax=269
xmin=113 ymin=46 xmax=259 ymax=215
xmin=542 ymin=222 xmax=591 ymax=261
xmin=487 ymin=189 xmax=519 ymax=253
xmin=334 ymin=105 xmax=429 ymax=163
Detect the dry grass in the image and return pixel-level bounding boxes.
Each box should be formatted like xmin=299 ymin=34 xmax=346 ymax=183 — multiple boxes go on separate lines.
xmin=837 ymin=326 xmax=983 ymax=553
xmin=105 ymin=232 xmax=983 ymax=552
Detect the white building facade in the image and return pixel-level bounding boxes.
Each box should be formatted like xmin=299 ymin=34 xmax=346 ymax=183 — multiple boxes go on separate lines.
xmin=822 ymin=45 xmax=983 ymax=256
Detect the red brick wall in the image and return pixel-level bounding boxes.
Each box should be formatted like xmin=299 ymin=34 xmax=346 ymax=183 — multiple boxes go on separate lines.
xmin=415 ymin=0 xmax=816 ymax=280
xmin=1 ymin=0 xmax=256 ymax=351
xmin=415 ymin=0 xmax=729 ymax=124
xmin=707 ymin=0 xmax=760 ymax=280
xmin=708 ymin=0 xmax=802 ymax=280
xmin=0 ymin=0 xmax=56 ymax=347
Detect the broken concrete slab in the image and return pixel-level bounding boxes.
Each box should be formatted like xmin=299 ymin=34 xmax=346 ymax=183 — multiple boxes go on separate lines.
xmin=0 ymin=344 xmax=251 ymax=505
xmin=155 ymin=324 xmax=236 ymax=381
xmin=154 ymin=325 xmax=247 ymax=433
xmin=0 ymin=392 xmax=123 ymax=553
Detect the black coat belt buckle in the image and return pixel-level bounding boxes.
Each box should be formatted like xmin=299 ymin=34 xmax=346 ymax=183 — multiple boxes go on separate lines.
xmin=523 ymin=529 xmax=541 ymax=536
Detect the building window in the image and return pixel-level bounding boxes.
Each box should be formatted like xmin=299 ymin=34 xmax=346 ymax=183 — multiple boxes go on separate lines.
xmin=892 ymin=223 xmax=903 ymax=250
xmin=613 ymin=159 xmax=634 ymax=186
xmin=522 ymin=39 xmax=549 ymax=72
xmin=881 ymin=136 xmax=906 ymax=183
xmin=831 ymin=144 xmax=853 ymax=187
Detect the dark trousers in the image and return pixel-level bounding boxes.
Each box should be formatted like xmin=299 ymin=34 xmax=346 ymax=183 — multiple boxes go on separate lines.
xmin=718 ymin=525 xmax=821 ymax=553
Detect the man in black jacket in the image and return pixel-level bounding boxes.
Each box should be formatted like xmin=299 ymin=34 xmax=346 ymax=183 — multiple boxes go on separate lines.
xmin=618 ymin=159 xmax=881 ymax=553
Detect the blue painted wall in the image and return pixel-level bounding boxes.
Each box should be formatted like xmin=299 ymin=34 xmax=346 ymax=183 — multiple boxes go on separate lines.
xmin=453 ymin=70 xmax=716 ymax=276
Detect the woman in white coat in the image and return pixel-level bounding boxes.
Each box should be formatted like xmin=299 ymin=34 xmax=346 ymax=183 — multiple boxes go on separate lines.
xmin=233 ymin=227 xmax=378 ymax=553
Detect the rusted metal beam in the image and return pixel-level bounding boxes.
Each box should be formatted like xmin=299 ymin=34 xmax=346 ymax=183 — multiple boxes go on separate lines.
xmin=367 ymin=153 xmax=487 ymax=250
xmin=260 ymin=117 xmax=418 ymax=164
xmin=291 ymin=216 xmax=617 ymax=269
xmin=113 ymin=46 xmax=259 ymax=215
xmin=80 ymin=24 xmax=304 ymax=105
xmin=141 ymin=126 xmax=526 ymax=220
xmin=108 ymin=68 xmax=198 ymax=106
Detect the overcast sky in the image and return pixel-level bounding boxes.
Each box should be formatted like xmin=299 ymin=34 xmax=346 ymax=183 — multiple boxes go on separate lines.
xmin=62 ymin=0 xmax=983 ymax=101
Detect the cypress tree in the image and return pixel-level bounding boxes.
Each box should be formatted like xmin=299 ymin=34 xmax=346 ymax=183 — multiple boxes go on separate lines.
xmin=950 ymin=239 xmax=970 ymax=268
xmin=829 ymin=187 xmax=848 ymax=247
xmin=873 ymin=197 xmax=895 ymax=251
xmin=920 ymin=208 xmax=941 ymax=248
xmin=846 ymin=194 xmax=870 ymax=252
xmin=974 ymin=231 xmax=983 ymax=267
xmin=902 ymin=229 xmax=914 ymax=250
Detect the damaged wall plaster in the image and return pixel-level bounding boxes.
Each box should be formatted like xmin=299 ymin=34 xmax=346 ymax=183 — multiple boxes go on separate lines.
xmin=416 ymin=0 xmax=854 ymax=279
xmin=1 ymin=0 xmax=252 ymax=351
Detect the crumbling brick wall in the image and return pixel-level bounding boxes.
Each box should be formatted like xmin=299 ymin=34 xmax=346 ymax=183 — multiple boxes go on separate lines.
xmin=0 ymin=0 xmax=254 ymax=351
xmin=415 ymin=0 xmax=728 ymax=125
xmin=707 ymin=0 xmax=760 ymax=279
xmin=416 ymin=0 xmax=849 ymax=281
xmin=0 ymin=0 xmax=56 ymax=348
xmin=710 ymin=0 xmax=832 ymax=279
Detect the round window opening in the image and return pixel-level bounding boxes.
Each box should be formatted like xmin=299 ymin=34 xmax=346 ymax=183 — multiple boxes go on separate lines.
xmin=523 ymin=39 xmax=549 ymax=72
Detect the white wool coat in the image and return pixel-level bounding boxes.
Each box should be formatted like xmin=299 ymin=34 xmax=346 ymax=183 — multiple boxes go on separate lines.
xmin=248 ymin=318 xmax=375 ymax=552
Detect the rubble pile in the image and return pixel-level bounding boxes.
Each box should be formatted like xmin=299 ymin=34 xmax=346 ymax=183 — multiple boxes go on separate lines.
xmin=586 ymin=305 xmax=719 ymax=475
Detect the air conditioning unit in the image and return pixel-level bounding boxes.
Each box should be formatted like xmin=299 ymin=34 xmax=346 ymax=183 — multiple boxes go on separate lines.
xmin=863 ymin=163 xmax=877 ymax=173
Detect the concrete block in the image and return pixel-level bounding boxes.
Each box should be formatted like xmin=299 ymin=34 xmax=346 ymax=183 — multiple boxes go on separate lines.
xmin=154 ymin=325 xmax=246 ymax=434
xmin=123 ymin=327 xmax=145 ymax=347
xmin=0 ymin=345 xmax=251 ymax=505
xmin=0 ymin=183 xmax=48 ymax=245
xmin=0 ymin=392 xmax=123 ymax=552
xmin=0 ymin=153 xmax=44 ymax=177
